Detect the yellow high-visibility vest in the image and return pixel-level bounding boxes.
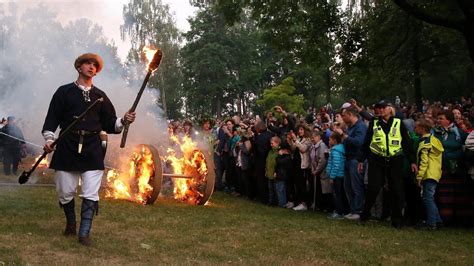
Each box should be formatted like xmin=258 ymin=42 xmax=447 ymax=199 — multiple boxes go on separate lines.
xmin=370 ymin=118 xmax=402 ymax=157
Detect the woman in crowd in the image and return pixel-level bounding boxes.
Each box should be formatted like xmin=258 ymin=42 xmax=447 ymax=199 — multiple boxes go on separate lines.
xmin=288 ymin=124 xmax=312 ymax=211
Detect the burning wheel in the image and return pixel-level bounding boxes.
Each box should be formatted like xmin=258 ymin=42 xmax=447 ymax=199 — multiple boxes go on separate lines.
xmin=130 ymin=144 xmax=162 ymax=205
xmin=160 ymin=144 xmax=215 ymax=205
xmin=106 ymin=143 xmax=214 ymax=205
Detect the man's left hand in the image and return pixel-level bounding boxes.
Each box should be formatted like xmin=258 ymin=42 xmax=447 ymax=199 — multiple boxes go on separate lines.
xmin=411 ymin=163 xmax=418 ymax=174
xmin=123 ymin=111 xmax=136 ymax=124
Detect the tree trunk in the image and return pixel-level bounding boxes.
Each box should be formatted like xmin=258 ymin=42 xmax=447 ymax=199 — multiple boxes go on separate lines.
xmin=161 ymin=87 xmax=168 ymax=118
xmin=236 ymin=95 xmax=242 ymax=115
xmin=216 ymin=96 xmax=222 ymax=118
xmin=412 ymin=21 xmax=422 ymax=111
xmin=325 ymin=68 xmax=331 ymax=104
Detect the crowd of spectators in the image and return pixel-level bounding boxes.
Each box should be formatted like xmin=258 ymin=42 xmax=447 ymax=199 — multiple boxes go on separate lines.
xmin=169 ymin=96 xmax=474 ymax=229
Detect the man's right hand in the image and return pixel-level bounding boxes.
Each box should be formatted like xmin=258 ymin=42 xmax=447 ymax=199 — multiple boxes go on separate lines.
xmin=357 ymin=162 xmax=364 ymax=174
xmin=43 ymin=141 xmax=55 ymax=153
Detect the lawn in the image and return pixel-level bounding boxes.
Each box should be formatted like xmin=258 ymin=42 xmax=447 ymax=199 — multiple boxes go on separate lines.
xmin=0 ymin=185 xmax=472 ymax=265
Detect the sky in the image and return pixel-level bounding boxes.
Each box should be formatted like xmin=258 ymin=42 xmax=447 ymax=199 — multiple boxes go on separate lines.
xmin=5 ymin=0 xmax=197 ymax=61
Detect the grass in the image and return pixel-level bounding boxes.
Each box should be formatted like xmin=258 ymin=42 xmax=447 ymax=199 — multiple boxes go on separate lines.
xmin=0 ymin=184 xmax=473 ymax=265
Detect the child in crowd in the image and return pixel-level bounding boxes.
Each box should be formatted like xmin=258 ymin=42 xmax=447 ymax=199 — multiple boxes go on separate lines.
xmin=326 ymin=132 xmax=345 ymax=219
xmin=274 ymin=142 xmax=292 ymax=207
xmin=310 ymin=130 xmax=332 ymax=211
xmin=266 ymin=136 xmax=281 ymax=206
xmin=415 ymin=119 xmax=444 ymax=230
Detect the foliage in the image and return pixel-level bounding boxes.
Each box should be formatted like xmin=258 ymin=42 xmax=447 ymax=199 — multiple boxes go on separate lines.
xmin=216 ymin=0 xmax=341 ymax=107
xmin=334 ymin=0 xmax=472 ymax=107
xmin=256 ymin=77 xmax=305 ymax=115
xmin=181 ymin=4 xmax=288 ymax=117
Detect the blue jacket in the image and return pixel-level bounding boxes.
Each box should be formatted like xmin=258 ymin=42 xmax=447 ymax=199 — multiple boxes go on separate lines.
xmin=326 ymin=144 xmax=345 ymax=179
xmin=343 ymin=118 xmax=367 ymax=160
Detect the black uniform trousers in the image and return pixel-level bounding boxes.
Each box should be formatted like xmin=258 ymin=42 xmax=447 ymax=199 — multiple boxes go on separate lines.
xmin=3 ymin=147 xmax=21 ymax=175
xmin=361 ymin=155 xmax=405 ymax=226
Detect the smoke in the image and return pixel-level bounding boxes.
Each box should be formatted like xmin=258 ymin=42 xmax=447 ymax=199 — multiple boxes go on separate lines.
xmin=0 ymin=2 xmax=169 ymax=169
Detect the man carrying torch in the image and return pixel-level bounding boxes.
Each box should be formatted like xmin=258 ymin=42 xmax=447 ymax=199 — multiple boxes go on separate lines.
xmin=42 ymin=53 xmax=136 ymax=246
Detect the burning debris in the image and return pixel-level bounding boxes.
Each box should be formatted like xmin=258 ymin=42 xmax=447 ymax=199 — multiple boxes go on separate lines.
xmin=105 ymin=134 xmax=215 ymax=205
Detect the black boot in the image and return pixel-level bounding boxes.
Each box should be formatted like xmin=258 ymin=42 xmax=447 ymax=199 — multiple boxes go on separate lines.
xmin=78 ymin=199 xmax=98 ymax=246
xmin=60 ymin=199 xmax=76 ymax=236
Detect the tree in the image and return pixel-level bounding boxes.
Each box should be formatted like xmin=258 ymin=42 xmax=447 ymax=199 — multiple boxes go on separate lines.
xmin=215 ymin=0 xmax=341 ymax=106
xmin=182 ymin=3 xmax=282 ymax=117
xmin=256 ymin=77 xmax=305 ymax=115
xmin=335 ymin=0 xmax=472 ymax=107
xmin=121 ymin=0 xmax=183 ymax=119
xmin=393 ymin=0 xmax=474 ymax=62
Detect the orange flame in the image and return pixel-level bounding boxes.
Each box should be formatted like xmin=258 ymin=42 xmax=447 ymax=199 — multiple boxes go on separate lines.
xmin=32 ymin=155 xmax=49 ymax=168
xmin=105 ymin=135 xmax=209 ymax=205
xmin=105 ymin=145 xmax=155 ymax=204
xmin=143 ymin=46 xmax=158 ymax=71
xmin=164 ymin=135 xmax=208 ymax=204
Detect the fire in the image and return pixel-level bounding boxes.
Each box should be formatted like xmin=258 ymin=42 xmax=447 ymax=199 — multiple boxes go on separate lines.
xmin=143 ymin=46 xmax=158 ymax=71
xmin=105 ymin=145 xmax=155 ymax=204
xmin=32 ymin=155 xmax=49 ymax=168
xmin=105 ymin=136 xmax=209 ymax=205
xmin=164 ymin=135 xmax=208 ymax=204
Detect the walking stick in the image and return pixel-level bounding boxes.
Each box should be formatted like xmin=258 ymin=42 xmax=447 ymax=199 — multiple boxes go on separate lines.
xmin=120 ymin=49 xmax=162 ymax=148
xmin=18 ymin=97 xmax=104 ymax=184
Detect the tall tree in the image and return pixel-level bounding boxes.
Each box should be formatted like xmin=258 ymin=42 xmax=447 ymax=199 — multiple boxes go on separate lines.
xmin=121 ymin=0 xmax=183 ymax=119
xmin=182 ymin=3 xmax=283 ymax=117
xmin=216 ymin=0 xmax=342 ymax=106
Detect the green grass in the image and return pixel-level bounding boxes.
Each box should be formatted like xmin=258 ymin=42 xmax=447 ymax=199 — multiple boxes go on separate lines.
xmin=0 ymin=186 xmax=472 ymax=265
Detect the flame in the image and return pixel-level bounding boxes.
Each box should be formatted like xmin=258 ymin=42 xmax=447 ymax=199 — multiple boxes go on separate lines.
xmin=105 ymin=135 xmax=209 ymax=205
xmin=143 ymin=46 xmax=158 ymax=71
xmin=33 ymin=155 xmax=49 ymax=168
xmin=164 ymin=135 xmax=208 ymax=204
xmin=105 ymin=145 xmax=155 ymax=204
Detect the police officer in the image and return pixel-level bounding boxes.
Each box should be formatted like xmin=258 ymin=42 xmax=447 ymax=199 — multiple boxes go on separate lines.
xmin=357 ymin=100 xmax=417 ymax=228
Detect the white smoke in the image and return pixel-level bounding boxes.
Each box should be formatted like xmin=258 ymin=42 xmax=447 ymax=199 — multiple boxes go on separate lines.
xmin=0 ymin=2 xmax=169 ymax=169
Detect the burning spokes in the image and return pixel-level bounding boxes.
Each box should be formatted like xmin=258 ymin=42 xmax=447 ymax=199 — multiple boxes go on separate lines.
xmin=129 ymin=145 xmax=156 ymax=204
xmin=105 ymin=144 xmax=162 ymax=205
xmin=105 ymin=141 xmax=214 ymax=206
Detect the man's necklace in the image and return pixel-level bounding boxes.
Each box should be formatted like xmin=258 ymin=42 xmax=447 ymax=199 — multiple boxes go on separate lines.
xmin=74 ymin=81 xmax=92 ymax=102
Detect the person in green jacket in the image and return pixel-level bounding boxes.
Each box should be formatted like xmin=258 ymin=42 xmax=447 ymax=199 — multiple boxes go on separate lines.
xmin=415 ymin=119 xmax=444 ymax=230
xmin=266 ymin=136 xmax=281 ymax=206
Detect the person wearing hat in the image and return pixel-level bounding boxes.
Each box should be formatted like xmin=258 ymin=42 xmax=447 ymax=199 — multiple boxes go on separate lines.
xmin=357 ymin=100 xmax=417 ymax=229
xmin=42 ymin=53 xmax=136 ymax=246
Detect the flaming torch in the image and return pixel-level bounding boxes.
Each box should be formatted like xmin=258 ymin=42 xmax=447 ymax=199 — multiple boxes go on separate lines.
xmin=120 ymin=47 xmax=163 ymax=148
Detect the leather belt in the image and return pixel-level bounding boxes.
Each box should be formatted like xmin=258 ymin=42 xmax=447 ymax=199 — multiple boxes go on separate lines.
xmin=71 ymin=130 xmax=99 ymax=154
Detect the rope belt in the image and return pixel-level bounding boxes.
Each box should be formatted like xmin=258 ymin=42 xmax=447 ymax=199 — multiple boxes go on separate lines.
xmin=71 ymin=130 xmax=99 ymax=154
